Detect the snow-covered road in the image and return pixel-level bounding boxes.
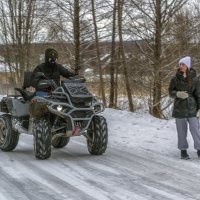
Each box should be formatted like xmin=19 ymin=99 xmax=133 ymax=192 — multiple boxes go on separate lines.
xmin=0 ymin=109 xmax=200 ymax=200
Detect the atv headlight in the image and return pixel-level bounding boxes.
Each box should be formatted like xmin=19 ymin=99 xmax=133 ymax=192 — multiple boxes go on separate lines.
xmin=57 ymin=105 xmax=63 ymax=111
xmin=92 ymin=104 xmax=104 ymax=113
xmin=51 ymin=104 xmax=73 ymax=114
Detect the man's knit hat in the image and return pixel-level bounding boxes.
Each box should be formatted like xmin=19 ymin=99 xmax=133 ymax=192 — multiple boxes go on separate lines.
xmin=179 ymin=56 xmax=191 ymax=69
xmin=45 ymin=48 xmax=58 ymax=64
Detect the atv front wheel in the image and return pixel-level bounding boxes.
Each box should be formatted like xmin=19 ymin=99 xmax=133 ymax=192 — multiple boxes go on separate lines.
xmin=52 ymin=134 xmax=70 ymax=148
xmin=0 ymin=115 xmax=19 ymax=151
xmin=87 ymin=115 xmax=108 ymax=155
xmin=33 ymin=118 xmax=51 ymax=159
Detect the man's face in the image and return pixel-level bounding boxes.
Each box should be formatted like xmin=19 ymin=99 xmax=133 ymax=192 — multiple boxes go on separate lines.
xmin=48 ymin=50 xmax=58 ymax=63
xmin=49 ymin=56 xmax=57 ymax=63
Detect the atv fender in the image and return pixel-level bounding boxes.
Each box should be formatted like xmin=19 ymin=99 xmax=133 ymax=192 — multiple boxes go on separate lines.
xmin=29 ymin=97 xmax=49 ymax=118
xmin=0 ymin=112 xmax=10 ymax=117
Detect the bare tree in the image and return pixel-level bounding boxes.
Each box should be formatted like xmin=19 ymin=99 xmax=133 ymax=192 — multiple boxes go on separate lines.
xmin=126 ymin=0 xmax=188 ymax=117
xmin=118 ymin=0 xmax=134 ymax=111
xmin=109 ymin=0 xmax=117 ymax=108
xmin=73 ymin=0 xmax=81 ymax=72
xmin=91 ymin=0 xmax=106 ymax=105
xmin=0 ymin=0 xmax=45 ymax=86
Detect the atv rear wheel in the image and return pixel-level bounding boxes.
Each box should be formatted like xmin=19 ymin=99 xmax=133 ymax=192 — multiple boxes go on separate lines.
xmin=52 ymin=134 xmax=70 ymax=148
xmin=87 ymin=115 xmax=108 ymax=155
xmin=33 ymin=118 xmax=51 ymax=159
xmin=0 ymin=115 xmax=19 ymax=151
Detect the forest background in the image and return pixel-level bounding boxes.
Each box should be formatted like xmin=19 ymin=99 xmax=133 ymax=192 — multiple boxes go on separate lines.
xmin=0 ymin=0 xmax=199 ymax=119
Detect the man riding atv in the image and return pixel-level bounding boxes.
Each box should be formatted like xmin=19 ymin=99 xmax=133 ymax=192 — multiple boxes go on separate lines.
xmin=0 ymin=48 xmax=108 ymax=159
xmin=32 ymin=48 xmax=77 ymax=96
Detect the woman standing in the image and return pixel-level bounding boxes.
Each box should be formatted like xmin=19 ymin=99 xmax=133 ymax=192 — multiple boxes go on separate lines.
xmin=169 ymin=56 xmax=200 ymax=159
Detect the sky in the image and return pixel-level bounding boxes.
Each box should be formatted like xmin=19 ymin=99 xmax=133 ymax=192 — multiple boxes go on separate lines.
xmin=0 ymin=106 xmax=200 ymax=199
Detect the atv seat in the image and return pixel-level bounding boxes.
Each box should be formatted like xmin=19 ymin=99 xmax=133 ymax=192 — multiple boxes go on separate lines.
xmin=15 ymin=71 xmax=35 ymax=101
xmin=14 ymin=88 xmax=35 ymax=101
xmin=23 ymin=71 xmax=34 ymax=89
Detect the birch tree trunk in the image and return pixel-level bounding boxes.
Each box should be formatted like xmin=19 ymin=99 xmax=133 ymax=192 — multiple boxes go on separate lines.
xmin=118 ymin=0 xmax=134 ymax=112
xmin=152 ymin=0 xmax=162 ymax=118
xmin=73 ymin=0 xmax=81 ymax=72
xmin=109 ymin=0 xmax=117 ymax=108
xmin=91 ymin=0 xmax=106 ymax=105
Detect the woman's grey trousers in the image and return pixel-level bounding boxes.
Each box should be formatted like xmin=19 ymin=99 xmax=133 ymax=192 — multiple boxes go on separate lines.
xmin=176 ymin=117 xmax=200 ymax=150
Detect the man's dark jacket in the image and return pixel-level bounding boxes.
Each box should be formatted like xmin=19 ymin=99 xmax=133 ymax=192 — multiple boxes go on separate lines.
xmin=168 ymin=68 xmax=200 ymax=118
xmin=32 ymin=63 xmax=76 ymax=90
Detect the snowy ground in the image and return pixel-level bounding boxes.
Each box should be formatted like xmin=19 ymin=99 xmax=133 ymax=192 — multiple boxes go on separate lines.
xmin=0 ymin=108 xmax=200 ymax=200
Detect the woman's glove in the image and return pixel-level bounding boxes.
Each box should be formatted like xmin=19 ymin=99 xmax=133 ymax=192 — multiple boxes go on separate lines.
xmin=197 ymin=110 xmax=200 ymax=118
xmin=176 ymin=91 xmax=189 ymax=99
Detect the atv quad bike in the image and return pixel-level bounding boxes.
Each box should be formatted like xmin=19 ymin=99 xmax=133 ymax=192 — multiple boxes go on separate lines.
xmin=0 ymin=72 xmax=108 ymax=159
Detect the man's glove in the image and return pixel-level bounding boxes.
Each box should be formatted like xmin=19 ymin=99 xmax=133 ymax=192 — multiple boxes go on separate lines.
xmin=197 ymin=110 xmax=200 ymax=118
xmin=176 ymin=91 xmax=189 ymax=99
xmin=69 ymin=75 xmax=86 ymax=83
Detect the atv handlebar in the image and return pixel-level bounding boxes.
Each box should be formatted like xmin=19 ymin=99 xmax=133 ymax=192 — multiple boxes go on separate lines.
xmin=68 ymin=75 xmax=86 ymax=83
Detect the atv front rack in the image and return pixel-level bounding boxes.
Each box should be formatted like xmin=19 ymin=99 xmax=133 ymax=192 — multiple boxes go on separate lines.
xmin=47 ymin=89 xmax=104 ymax=136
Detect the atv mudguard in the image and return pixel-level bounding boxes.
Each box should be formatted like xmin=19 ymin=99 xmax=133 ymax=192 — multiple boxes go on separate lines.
xmin=29 ymin=97 xmax=49 ymax=118
xmin=5 ymin=98 xmax=30 ymax=117
xmin=0 ymin=112 xmax=10 ymax=117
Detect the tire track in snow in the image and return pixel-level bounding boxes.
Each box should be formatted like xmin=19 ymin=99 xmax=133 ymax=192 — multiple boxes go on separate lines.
xmin=0 ymin=135 xmax=200 ymax=200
